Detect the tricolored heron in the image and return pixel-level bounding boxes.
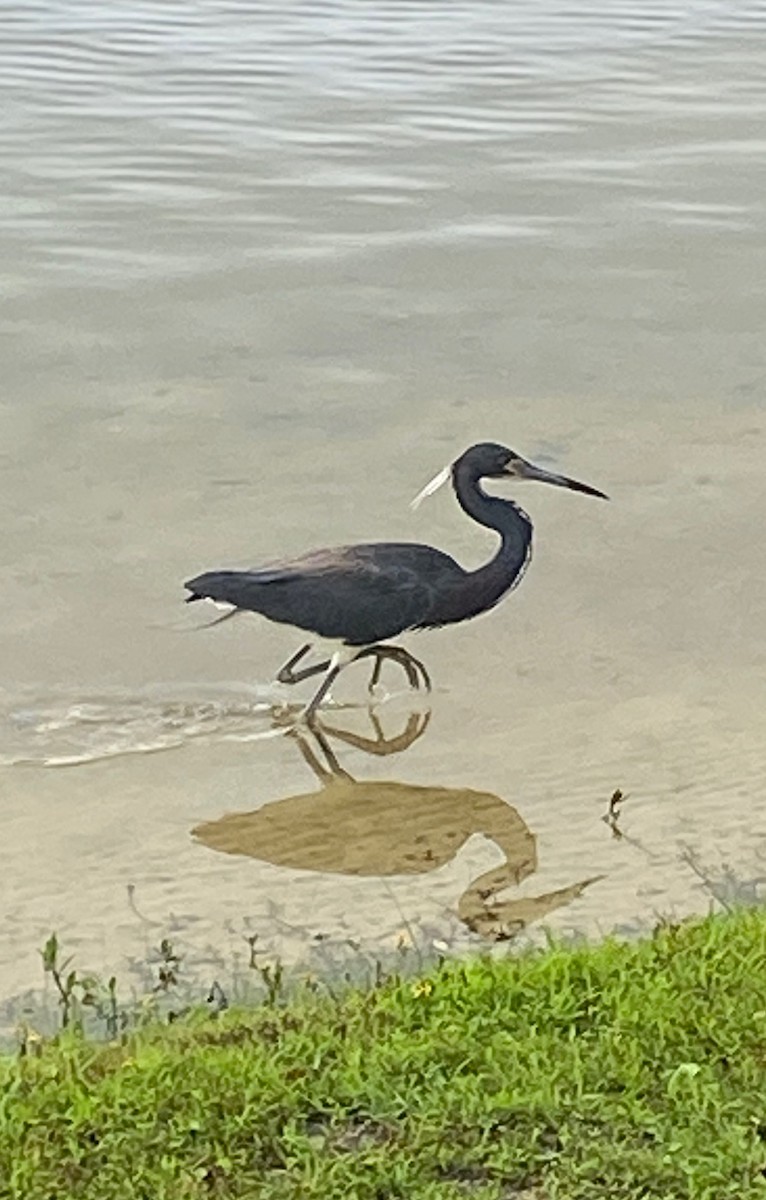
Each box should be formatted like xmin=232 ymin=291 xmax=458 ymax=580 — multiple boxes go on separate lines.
xmin=185 ymin=441 xmax=607 ymax=716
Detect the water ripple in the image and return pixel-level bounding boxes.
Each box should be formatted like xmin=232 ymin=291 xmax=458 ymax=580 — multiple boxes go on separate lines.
xmin=1 ymin=685 xmax=280 ymax=767
xmin=0 ymin=3 xmax=764 ymax=319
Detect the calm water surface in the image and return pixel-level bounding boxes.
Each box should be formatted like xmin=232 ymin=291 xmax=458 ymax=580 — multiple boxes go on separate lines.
xmin=2 ymin=0 xmax=766 ymax=1016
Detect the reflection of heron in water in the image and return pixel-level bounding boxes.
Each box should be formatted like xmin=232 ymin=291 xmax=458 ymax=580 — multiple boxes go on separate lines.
xmin=192 ymin=708 xmax=601 ymax=942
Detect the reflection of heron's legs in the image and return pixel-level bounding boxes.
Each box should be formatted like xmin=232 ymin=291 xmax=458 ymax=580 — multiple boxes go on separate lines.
xmin=306 ymin=724 xmax=355 ymax=778
xmin=315 ymin=709 xmax=431 ymax=756
xmin=288 ymin=725 xmax=354 ymax=782
xmin=354 ymin=645 xmax=432 ymax=693
xmin=291 ymin=707 xmax=429 ymax=778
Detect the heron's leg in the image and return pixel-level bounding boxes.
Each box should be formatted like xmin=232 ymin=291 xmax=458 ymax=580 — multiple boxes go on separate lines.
xmin=276 ymin=644 xmax=311 ymax=682
xmin=303 ymin=662 xmax=343 ymax=720
xmin=360 ymin=646 xmax=417 ymax=690
xmin=352 ymin=646 xmax=405 ymax=690
xmin=368 ymin=654 xmax=384 ymax=692
xmin=381 ymin=646 xmax=431 ymax=692
xmin=372 ymin=647 xmax=419 ymax=689
xmin=281 ymin=659 xmax=333 ymax=685
xmin=354 ymin=645 xmax=432 ymax=693
xmin=407 ymin=649 xmax=431 ymax=691
xmin=276 ymin=644 xmax=332 ymax=685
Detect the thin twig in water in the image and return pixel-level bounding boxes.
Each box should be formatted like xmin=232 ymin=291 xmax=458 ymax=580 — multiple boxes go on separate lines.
xmin=126 ymin=883 xmax=161 ymax=927
xmin=602 ymin=788 xmax=628 ymax=838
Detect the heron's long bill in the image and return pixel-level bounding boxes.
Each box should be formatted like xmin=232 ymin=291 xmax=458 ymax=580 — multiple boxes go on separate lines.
xmin=516 ymin=460 xmax=608 ymax=500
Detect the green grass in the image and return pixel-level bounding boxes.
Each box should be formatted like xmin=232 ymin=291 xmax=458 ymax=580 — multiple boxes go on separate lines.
xmin=3 ymin=911 xmax=766 ymax=1199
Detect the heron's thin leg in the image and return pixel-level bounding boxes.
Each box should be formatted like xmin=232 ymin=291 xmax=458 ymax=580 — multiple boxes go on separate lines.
xmin=368 ymin=655 xmax=383 ymax=691
xmin=277 ymin=645 xmax=332 ymax=685
xmin=282 ymin=658 xmax=332 ymax=685
xmin=379 ymin=648 xmax=418 ymax=689
xmin=276 ymin=644 xmax=311 ymax=683
xmin=354 ymin=645 xmax=432 ymax=693
xmin=383 ymin=646 xmax=430 ymax=690
xmin=353 ymin=645 xmax=415 ymax=691
xmin=303 ymin=663 xmax=343 ymax=720
xmin=387 ymin=646 xmax=431 ymax=692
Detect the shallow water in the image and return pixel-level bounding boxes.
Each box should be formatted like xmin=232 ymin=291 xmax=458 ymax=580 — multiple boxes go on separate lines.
xmin=2 ymin=0 xmax=766 ymax=1016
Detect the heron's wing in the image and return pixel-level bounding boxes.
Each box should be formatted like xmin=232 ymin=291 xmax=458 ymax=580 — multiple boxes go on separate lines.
xmin=184 ymin=543 xmax=456 ymax=644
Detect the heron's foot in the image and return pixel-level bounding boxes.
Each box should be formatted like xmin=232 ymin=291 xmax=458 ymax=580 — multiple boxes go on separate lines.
xmin=355 ymin=645 xmax=432 ymax=693
xmin=277 ymin=660 xmax=331 ymax=686
xmin=270 ymin=700 xmax=308 ymax=728
xmin=275 ymin=642 xmax=430 ymax=722
xmin=276 ymin=643 xmax=331 ymax=686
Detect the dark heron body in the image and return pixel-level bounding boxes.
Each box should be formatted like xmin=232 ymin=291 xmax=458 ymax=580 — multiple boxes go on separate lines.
xmin=185 ymin=441 xmax=607 ymax=716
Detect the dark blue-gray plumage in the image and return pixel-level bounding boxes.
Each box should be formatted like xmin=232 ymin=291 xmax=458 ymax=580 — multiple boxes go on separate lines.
xmin=185 ymin=442 xmax=607 ymax=717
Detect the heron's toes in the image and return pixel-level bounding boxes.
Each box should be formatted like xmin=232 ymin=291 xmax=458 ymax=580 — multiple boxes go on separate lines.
xmin=416 ymin=661 xmax=432 ymax=692
xmin=390 ymin=647 xmax=425 ymax=691
xmin=403 ymin=659 xmax=420 ymax=689
xmin=355 ymin=644 xmax=432 ymax=696
xmin=367 ymin=657 xmax=384 ymax=693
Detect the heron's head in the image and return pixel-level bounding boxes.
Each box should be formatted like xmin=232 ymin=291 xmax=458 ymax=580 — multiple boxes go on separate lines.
xmin=459 ymin=442 xmax=608 ymax=499
xmin=411 ymin=442 xmax=607 ymax=509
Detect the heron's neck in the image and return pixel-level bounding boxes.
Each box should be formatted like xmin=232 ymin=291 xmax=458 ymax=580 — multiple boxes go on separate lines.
xmin=452 ymin=464 xmax=533 ymax=603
